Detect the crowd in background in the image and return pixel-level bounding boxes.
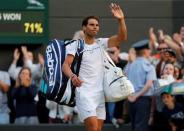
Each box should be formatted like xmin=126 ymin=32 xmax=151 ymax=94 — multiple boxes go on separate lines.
xmin=0 ymin=25 xmax=184 ymax=130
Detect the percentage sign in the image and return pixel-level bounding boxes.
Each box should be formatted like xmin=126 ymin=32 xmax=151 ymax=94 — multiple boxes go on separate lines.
xmin=35 ymin=23 xmax=43 ymax=33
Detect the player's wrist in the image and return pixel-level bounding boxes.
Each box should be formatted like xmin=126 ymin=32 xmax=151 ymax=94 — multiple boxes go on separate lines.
xmin=118 ymin=17 xmax=125 ymax=21
xmin=70 ymin=73 xmax=76 ymax=79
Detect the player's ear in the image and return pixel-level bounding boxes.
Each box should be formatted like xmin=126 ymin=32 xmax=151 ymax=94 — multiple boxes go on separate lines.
xmin=82 ymin=26 xmax=86 ymax=33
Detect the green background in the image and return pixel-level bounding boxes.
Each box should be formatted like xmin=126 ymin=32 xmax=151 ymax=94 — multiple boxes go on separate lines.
xmin=0 ymin=0 xmax=49 ymax=44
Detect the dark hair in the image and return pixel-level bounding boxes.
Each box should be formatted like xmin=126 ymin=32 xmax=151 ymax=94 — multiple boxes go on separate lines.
xmin=82 ymin=16 xmax=100 ymax=27
xmin=165 ymin=49 xmax=176 ymax=58
xmin=18 ymin=67 xmax=32 ymax=79
xmin=161 ymin=62 xmax=174 ymax=74
xmin=161 ymin=92 xmax=173 ymax=97
xmin=135 ymin=49 xmax=145 ymax=56
xmin=116 ymin=45 xmax=120 ymax=50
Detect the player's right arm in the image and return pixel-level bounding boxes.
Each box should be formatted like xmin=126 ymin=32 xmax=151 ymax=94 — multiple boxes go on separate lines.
xmin=62 ymin=54 xmax=83 ymax=87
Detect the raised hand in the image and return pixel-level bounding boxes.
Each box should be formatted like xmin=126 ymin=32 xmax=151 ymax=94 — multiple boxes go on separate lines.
xmin=149 ymin=27 xmax=157 ymax=43
xmin=13 ymin=48 xmax=20 ymax=61
xmin=158 ymin=29 xmax=165 ymax=41
xmin=38 ymin=53 xmax=44 ymax=66
xmin=21 ymin=46 xmax=28 ymax=55
xmin=149 ymin=27 xmax=158 ymax=49
xmin=173 ymin=33 xmax=182 ymax=45
xmin=21 ymin=46 xmax=30 ymax=62
xmin=110 ymin=3 xmax=125 ymax=20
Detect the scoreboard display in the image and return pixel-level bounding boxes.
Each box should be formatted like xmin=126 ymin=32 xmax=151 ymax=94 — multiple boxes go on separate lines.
xmin=0 ymin=0 xmax=48 ymax=44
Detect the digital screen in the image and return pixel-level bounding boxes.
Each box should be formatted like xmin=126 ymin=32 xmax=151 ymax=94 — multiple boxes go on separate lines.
xmin=0 ymin=0 xmax=48 ymax=44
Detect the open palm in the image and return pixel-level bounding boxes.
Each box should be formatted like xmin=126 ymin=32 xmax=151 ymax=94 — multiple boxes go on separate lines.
xmin=110 ymin=3 xmax=124 ymax=20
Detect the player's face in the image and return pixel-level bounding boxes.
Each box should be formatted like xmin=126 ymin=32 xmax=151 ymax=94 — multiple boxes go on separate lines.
xmin=84 ymin=18 xmax=99 ymax=37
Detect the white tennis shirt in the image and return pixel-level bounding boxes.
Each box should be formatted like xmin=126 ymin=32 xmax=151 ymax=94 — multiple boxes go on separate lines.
xmin=65 ymin=38 xmax=108 ymax=95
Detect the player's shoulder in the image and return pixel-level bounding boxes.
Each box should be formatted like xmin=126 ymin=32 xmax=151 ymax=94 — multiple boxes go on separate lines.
xmin=96 ymin=38 xmax=109 ymax=42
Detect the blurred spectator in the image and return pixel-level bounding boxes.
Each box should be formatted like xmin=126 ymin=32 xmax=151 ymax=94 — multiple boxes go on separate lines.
xmin=107 ymin=46 xmax=127 ymax=65
xmin=149 ymin=28 xmax=183 ymax=78
xmin=172 ymin=33 xmax=183 ymax=48
xmin=72 ymin=30 xmax=84 ymax=40
xmin=119 ymin=52 xmax=128 ymax=61
xmin=156 ymin=63 xmax=176 ymax=112
xmin=124 ymin=48 xmax=136 ymax=75
xmin=8 ymin=46 xmax=44 ymax=87
xmin=0 ymin=71 xmax=10 ymax=124
xmin=174 ymin=65 xmax=182 ymax=80
xmin=155 ymin=42 xmax=170 ymax=78
xmin=11 ymin=67 xmax=39 ymax=124
xmin=21 ymin=46 xmax=44 ymax=87
xmin=149 ymin=27 xmax=159 ymax=50
xmin=122 ymin=48 xmax=136 ymax=124
xmin=8 ymin=46 xmax=48 ymax=123
xmin=8 ymin=48 xmax=22 ymax=81
xmin=7 ymin=51 xmax=21 ymax=123
xmin=161 ymin=89 xmax=184 ymax=131
xmin=161 ymin=63 xmax=176 ymax=82
xmin=151 ymin=63 xmax=179 ymax=131
xmin=22 ymin=46 xmax=48 ymax=123
xmin=164 ymin=35 xmax=183 ymax=63
xmin=126 ymin=40 xmax=157 ymax=131
xmin=157 ymin=29 xmax=184 ymax=68
xmin=164 ymin=49 xmax=177 ymax=64
xmin=162 ymin=63 xmax=184 ymax=110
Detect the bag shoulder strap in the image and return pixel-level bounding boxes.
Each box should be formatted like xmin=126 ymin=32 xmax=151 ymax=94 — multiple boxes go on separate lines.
xmin=97 ymin=40 xmax=116 ymax=67
xmin=75 ymin=39 xmax=84 ymax=76
xmin=70 ymin=39 xmax=84 ymax=76
xmin=64 ymin=39 xmax=77 ymax=46
xmin=103 ymin=50 xmax=116 ymax=67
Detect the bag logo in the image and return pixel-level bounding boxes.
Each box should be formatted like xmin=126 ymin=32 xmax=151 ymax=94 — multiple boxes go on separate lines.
xmin=46 ymin=45 xmax=55 ymax=86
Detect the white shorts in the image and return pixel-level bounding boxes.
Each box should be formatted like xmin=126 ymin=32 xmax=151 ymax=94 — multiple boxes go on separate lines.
xmin=75 ymin=90 xmax=106 ymax=122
